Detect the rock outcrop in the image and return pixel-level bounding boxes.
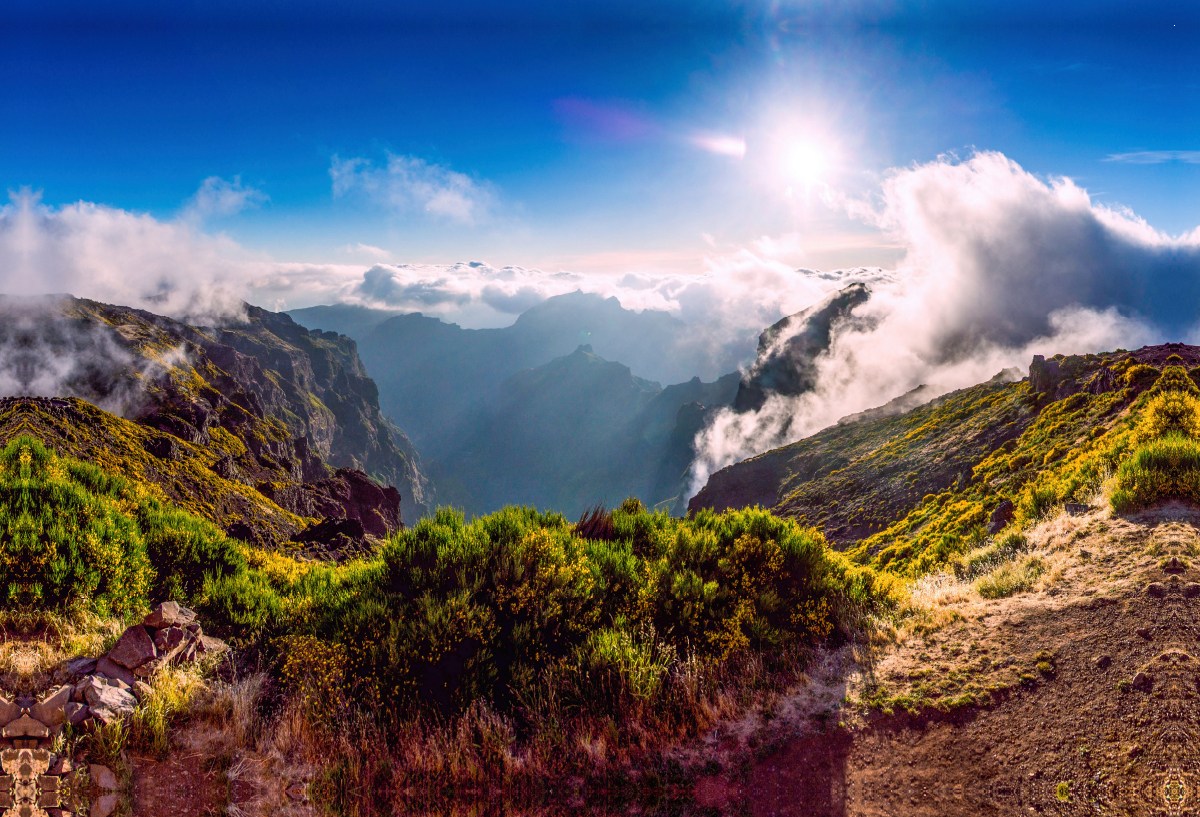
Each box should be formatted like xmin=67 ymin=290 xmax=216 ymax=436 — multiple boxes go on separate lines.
xmin=732 ymin=282 xmax=871 ymax=414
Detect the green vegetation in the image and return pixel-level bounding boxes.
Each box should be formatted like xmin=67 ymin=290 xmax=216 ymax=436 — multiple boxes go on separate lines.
xmin=844 ymin=361 xmax=1200 ymax=576
xmin=203 ymin=499 xmax=902 ymax=717
xmin=0 ymin=435 xmax=243 ymax=616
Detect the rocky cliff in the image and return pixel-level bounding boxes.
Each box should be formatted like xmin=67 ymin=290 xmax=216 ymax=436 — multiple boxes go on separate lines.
xmin=0 ymin=296 xmax=427 ymax=552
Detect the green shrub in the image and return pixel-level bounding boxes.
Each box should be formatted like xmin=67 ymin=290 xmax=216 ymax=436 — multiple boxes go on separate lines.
xmin=272 ymin=503 xmax=904 ymax=716
xmin=975 ymin=555 xmax=1045 ymax=599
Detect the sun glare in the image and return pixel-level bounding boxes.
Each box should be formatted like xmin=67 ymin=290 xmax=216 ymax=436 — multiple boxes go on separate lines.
xmin=786 ymin=141 xmax=830 ymax=181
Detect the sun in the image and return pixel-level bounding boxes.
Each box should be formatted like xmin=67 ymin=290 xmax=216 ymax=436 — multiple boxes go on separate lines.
xmin=786 ymin=141 xmax=830 ymax=182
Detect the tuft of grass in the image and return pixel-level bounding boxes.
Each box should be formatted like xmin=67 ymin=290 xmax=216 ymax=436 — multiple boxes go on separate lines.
xmin=975 ymin=555 xmax=1046 ymax=599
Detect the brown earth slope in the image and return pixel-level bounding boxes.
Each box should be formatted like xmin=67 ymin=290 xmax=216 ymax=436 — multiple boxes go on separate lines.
xmin=693 ymin=502 xmax=1200 ymax=816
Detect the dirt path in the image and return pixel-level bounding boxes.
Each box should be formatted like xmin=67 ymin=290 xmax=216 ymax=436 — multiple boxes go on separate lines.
xmin=697 ymin=505 xmax=1200 ymax=816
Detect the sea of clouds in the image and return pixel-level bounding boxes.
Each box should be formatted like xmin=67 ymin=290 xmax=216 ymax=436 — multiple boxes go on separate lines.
xmin=1 ymin=151 xmax=1198 ymax=500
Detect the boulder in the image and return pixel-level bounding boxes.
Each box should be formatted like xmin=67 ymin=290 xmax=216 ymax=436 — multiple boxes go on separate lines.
xmin=95 ymin=656 xmax=137 ymax=688
xmin=89 ymin=764 xmax=119 ymax=791
xmin=87 ymin=687 xmax=137 ymax=725
xmin=91 ymin=791 xmax=120 ymax=817
xmin=2 ymin=714 xmax=50 ymax=738
xmin=198 ymin=635 xmax=230 ymax=657
xmin=0 ymin=695 xmax=22 ymax=727
xmin=64 ymin=703 xmax=88 ymax=726
xmin=29 ymin=686 xmax=71 ymax=727
xmin=47 ymin=757 xmax=73 ymax=776
xmin=107 ymin=625 xmax=156 ymax=669
xmin=154 ymin=626 xmax=187 ymax=653
xmin=132 ymin=681 xmax=153 ymax=704
xmin=987 ymin=500 xmax=1015 ymax=535
xmin=143 ymin=601 xmax=197 ymax=629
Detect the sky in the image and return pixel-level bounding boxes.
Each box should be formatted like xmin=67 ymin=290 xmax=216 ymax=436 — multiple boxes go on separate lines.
xmin=4 ymin=0 xmax=1200 ymax=320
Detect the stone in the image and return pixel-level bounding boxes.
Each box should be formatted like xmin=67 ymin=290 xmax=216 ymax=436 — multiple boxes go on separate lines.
xmin=186 ymin=622 xmax=203 ymax=636
xmin=153 ymin=626 xmax=186 ymax=653
xmin=47 ymin=757 xmax=73 ymax=776
xmin=82 ymin=684 xmax=137 ymax=723
xmin=64 ymin=703 xmax=88 ymax=726
xmin=1137 ymin=627 xmax=1153 ymax=640
xmin=29 ymin=686 xmax=71 ymax=727
xmin=107 ymin=625 xmax=156 ymax=669
xmin=1078 ymin=548 xmax=1091 ymax=559
xmin=0 ymin=695 xmax=21 ymax=728
xmin=95 ymin=656 xmax=137 ymax=688
xmin=52 ymin=656 xmax=97 ymax=685
xmin=89 ymin=764 xmax=119 ymax=791
xmin=1146 ymin=582 xmax=1166 ymax=598
xmin=1064 ymin=502 xmax=1089 ymax=515
xmin=198 ymin=635 xmax=230 ymax=656
xmin=143 ymin=601 xmax=196 ymax=629
xmin=1092 ymin=655 xmax=1112 ymax=670
xmin=91 ymin=791 xmax=119 ymax=817
xmin=987 ymin=500 xmax=1015 ymax=535
xmin=1128 ymin=744 xmax=1143 ymax=758
xmin=2 ymin=714 xmax=50 ymax=738
xmin=1186 ymin=583 xmax=1200 ymax=599
xmin=1133 ymin=672 xmax=1153 ymax=690
xmin=131 ymin=681 xmax=153 ymax=704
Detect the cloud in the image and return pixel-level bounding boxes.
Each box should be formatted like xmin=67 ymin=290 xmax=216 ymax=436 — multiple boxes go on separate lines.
xmin=691 ymin=134 xmax=747 ymax=158
xmin=339 ymin=242 xmax=393 ymax=260
xmin=330 ymin=153 xmax=495 ymax=224
xmin=687 ymin=150 xmax=1200 ymax=498
xmin=181 ymin=175 xmax=267 ymax=222
xmin=1103 ymin=150 xmax=1200 ymax=164
xmin=0 ymin=188 xmax=249 ymax=323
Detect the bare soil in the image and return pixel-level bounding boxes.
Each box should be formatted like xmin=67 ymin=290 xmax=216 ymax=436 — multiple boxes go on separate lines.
xmin=694 ymin=504 xmax=1200 ymax=816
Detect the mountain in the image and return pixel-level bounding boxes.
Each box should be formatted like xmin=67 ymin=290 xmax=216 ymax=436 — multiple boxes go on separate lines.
xmin=690 ymin=343 xmax=1191 ymax=571
xmin=290 ymin=291 xmax=755 ymax=458
xmin=732 ymin=282 xmax=871 ymax=413
xmin=432 ymin=345 xmax=739 ymax=517
xmin=0 ymin=295 xmax=429 ymax=549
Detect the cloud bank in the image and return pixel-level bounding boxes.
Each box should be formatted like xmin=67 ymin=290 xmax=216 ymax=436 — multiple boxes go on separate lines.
xmin=688 ymin=151 xmax=1200 ymax=497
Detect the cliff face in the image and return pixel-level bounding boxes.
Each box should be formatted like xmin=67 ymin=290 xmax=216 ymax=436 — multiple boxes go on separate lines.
xmin=0 ymin=296 xmax=428 ymax=551
xmin=732 ymin=282 xmax=871 ymax=414
xmin=75 ymin=299 xmax=430 ymax=524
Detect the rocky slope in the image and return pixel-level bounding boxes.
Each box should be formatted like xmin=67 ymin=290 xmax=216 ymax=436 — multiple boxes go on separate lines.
xmin=693 ymin=502 xmax=1200 ymax=816
xmin=691 ymin=343 xmax=1200 ymax=558
xmin=0 ymin=295 xmax=424 ymax=551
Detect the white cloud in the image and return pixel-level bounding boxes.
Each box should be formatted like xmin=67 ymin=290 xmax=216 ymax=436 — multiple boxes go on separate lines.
xmin=1103 ymin=150 xmax=1200 ymax=164
xmin=330 ymin=153 xmax=495 ymax=224
xmin=339 ymin=242 xmax=393 ymax=260
xmin=691 ymin=134 xmax=747 ymax=158
xmin=181 ymin=175 xmax=267 ymax=222
xmin=687 ymin=150 xmax=1200 ymax=499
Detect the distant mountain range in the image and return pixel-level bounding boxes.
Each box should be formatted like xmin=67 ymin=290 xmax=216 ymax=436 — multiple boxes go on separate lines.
xmin=291 ymin=292 xmax=753 ymax=516
xmin=290 ymin=285 xmax=887 ymax=519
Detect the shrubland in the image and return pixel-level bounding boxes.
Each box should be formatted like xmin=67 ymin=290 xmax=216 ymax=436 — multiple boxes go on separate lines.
xmin=0 ymin=435 xmax=903 ymax=812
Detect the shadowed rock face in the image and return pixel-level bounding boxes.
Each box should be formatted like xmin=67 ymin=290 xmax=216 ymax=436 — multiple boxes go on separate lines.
xmin=732 ymin=282 xmax=871 ymax=414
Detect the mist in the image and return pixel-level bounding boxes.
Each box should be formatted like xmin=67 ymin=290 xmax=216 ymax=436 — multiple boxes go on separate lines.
xmin=687 ymin=152 xmax=1191 ymax=498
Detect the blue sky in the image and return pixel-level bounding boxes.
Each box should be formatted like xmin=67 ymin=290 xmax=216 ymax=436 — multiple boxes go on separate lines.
xmin=4 ymin=1 xmax=1200 ymax=286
